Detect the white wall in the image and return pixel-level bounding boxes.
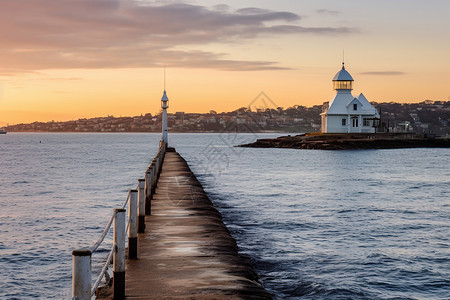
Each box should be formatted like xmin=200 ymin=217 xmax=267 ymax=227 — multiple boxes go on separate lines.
xmin=324 ymin=115 xmax=375 ymax=133
xmin=325 ymin=115 xmax=348 ymax=133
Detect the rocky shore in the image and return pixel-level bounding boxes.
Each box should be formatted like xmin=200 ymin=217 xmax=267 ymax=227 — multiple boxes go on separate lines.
xmin=238 ymin=133 xmax=450 ymax=150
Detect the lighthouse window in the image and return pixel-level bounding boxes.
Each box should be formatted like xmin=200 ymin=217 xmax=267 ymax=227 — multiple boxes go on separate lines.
xmin=342 ymin=118 xmax=346 ymax=126
xmin=333 ymin=81 xmax=353 ymax=90
xmin=353 ymin=104 xmax=357 ymax=110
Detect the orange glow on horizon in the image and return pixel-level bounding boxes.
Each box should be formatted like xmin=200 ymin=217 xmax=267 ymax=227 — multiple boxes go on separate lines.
xmin=0 ymin=1 xmax=448 ymax=126
xmin=0 ymin=66 xmax=448 ymax=125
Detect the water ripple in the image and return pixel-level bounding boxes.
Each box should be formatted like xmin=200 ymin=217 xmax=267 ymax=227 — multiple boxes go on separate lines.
xmin=1 ymin=133 xmax=450 ymax=299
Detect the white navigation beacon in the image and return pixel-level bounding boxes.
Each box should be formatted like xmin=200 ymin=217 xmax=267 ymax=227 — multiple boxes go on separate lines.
xmin=161 ymin=69 xmax=169 ymax=144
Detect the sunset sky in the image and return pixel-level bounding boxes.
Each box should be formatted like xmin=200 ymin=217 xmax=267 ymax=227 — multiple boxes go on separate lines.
xmin=0 ymin=0 xmax=449 ymax=125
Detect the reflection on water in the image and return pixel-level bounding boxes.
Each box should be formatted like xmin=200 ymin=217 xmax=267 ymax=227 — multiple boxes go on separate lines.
xmin=173 ymin=134 xmax=450 ymax=300
xmin=0 ymin=132 xmax=449 ymax=299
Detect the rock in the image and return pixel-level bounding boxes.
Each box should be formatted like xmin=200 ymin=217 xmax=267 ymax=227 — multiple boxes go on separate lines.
xmin=238 ymin=133 xmax=450 ymax=150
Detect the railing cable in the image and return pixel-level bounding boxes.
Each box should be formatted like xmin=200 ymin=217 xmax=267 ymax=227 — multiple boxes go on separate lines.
xmin=87 ymin=212 xmax=115 ymax=253
xmin=72 ymin=141 xmax=167 ymax=300
xmin=91 ymin=244 xmax=114 ymax=296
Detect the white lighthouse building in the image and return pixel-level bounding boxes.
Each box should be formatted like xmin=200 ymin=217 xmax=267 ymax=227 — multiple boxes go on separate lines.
xmin=321 ymin=63 xmax=379 ymax=133
xmin=161 ymin=89 xmax=169 ymax=143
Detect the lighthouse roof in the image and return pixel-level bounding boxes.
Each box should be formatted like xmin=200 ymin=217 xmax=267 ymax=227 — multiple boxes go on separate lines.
xmin=357 ymin=93 xmax=380 ymax=117
xmin=161 ymin=90 xmax=168 ymax=101
xmin=324 ymin=92 xmax=379 ymax=116
xmin=332 ymin=64 xmax=354 ymax=81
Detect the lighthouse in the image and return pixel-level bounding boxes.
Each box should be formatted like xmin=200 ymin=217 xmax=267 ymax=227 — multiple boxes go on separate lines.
xmin=321 ymin=63 xmax=379 ymax=133
xmin=161 ymin=89 xmax=169 ymax=143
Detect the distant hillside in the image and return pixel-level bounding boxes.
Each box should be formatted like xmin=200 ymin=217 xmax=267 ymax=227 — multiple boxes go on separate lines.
xmin=5 ymin=100 xmax=450 ymax=135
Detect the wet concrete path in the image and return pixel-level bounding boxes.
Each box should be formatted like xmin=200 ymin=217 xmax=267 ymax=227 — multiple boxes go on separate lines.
xmin=116 ymin=150 xmax=270 ymax=299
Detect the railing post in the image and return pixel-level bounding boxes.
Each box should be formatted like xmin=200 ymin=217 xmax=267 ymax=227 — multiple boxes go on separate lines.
xmin=159 ymin=150 xmax=164 ymax=175
xmin=158 ymin=153 xmax=162 ymax=176
xmin=155 ymin=156 xmax=160 ymax=180
xmin=154 ymin=155 xmax=160 ymax=181
xmin=159 ymin=152 xmax=163 ymax=174
xmin=161 ymin=143 xmax=166 ymax=162
xmin=151 ymin=162 xmax=157 ymax=195
xmin=144 ymin=169 xmax=152 ymax=215
xmin=113 ymin=208 xmax=126 ymax=300
xmin=137 ymin=179 xmax=145 ymax=233
xmin=128 ymin=190 xmax=138 ymax=259
xmin=72 ymin=248 xmax=92 ymax=300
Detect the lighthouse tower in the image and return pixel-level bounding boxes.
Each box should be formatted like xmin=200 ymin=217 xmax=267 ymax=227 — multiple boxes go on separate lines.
xmin=161 ymin=89 xmax=169 ymax=143
xmin=321 ymin=63 xmax=379 ymax=133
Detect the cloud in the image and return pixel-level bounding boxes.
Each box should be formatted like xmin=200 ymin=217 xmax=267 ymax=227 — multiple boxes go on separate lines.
xmin=317 ymin=9 xmax=340 ymax=15
xmin=0 ymin=69 xmax=42 ymax=76
xmin=0 ymin=0 xmax=357 ymax=73
xmin=212 ymin=4 xmax=230 ymax=13
xmin=48 ymin=77 xmax=83 ymax=81
xmin=359 ymin=71 xmax=406 ymax=75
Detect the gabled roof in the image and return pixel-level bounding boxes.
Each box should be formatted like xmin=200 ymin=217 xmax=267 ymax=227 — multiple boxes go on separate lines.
xmin=357 ymin=93 xmax=380 ymax=117
xmin=325 ymin=92 xmax=354 ymax=114
xmin=324 ymin=93 xmax=379 ymax=116
xmin=357 ymin=93 xmax=370 ymax=105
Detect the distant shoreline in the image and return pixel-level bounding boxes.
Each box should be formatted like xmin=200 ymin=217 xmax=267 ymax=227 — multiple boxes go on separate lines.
xmin=1 ymin=130 xmax=287 ymax=134
xmin=4 ymin=100 xmax=450 ymax=136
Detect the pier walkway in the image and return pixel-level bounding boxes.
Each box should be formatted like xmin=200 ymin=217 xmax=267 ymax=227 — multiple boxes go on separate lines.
xmin=97 ymin=149 xmax=270 ymax=299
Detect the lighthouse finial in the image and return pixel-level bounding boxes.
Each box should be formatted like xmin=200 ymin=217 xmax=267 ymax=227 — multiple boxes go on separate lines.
xmin=164 ymin=66 xmax=166 ymax=91
xmin=342 ymin=49 xmax=345 ymax=69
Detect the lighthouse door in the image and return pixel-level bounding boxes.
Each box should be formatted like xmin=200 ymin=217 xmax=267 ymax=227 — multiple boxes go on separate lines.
xmin=350 ymin=117 xmax=359 ymax=132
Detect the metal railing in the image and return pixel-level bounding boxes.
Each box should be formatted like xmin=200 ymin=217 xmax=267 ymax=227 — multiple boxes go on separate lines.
xmin=72 ymin=141 xmax=167 ymax=300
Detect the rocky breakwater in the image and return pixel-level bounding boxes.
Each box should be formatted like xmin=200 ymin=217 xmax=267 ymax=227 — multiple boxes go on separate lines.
xmin=97 ymin=150 xmax=271 ymax=300
xmin=238 ymin=133 xmax=450 ymax=150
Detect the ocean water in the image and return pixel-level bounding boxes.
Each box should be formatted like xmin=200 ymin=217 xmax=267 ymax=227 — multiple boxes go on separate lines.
xmin=1 ymin=133 xmax=449 ymax=299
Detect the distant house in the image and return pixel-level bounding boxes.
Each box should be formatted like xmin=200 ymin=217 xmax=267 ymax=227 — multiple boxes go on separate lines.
xmin=321 ymin=64 xmax=380 ymax=133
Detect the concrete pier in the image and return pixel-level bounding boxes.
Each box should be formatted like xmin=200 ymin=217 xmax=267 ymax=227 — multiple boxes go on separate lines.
xmin=98 ymin=149 xmax=270 ymax=299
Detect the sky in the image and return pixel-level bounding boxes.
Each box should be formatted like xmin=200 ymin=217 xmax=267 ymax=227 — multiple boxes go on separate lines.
xmin=0 ymin=0 xmax=449 ymax=125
